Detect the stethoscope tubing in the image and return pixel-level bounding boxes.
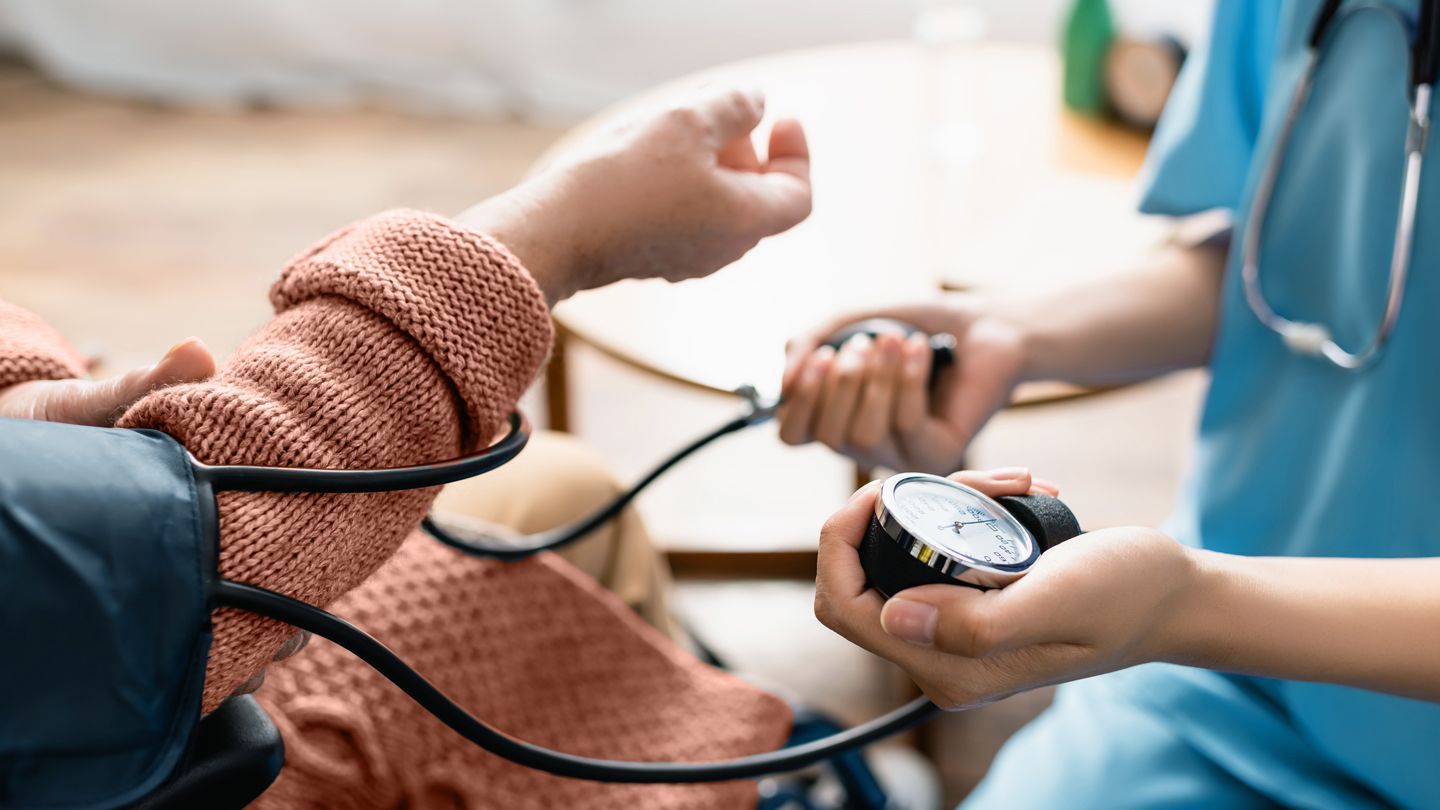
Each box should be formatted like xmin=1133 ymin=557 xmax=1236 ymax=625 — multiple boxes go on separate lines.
xmin=1242 ymin=0 xmax=1434 ymax=370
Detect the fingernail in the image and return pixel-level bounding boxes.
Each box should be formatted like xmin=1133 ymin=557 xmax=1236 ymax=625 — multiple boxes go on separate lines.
xmin=906 ymin=339 xmax=929 ymax=371
xmin=837 ymin=335 xmax=870 ymax=371
xmin=992 ymin=467 xmax=1029 ymax=481
xmin=805 ymin=349 xmax=832 ymax=382
xmin=848 ymin=480 xmax=880 ymax=502
xmin=159 ymin=337 xmax=202 ymax=366
xmin=1032 ymin=477 xmax=1059 ymax=494
xmin=882 ymin=598 xmax=937 ymax=646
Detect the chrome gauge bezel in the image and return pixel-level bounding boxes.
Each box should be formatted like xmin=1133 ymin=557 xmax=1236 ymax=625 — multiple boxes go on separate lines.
xmin=874 ymin=472 xmax=1040 ymax=589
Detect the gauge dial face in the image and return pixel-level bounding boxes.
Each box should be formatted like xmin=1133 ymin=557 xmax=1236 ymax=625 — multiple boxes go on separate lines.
xmin=888 ymin=476 xmax=1034 ymax=567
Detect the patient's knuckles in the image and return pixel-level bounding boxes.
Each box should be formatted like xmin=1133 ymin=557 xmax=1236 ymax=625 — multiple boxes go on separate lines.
xmin=660 ymin=104 xmax=708 ymax=141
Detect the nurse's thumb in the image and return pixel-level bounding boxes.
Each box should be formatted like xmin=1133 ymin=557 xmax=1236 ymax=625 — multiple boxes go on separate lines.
xmin=881 ymin=583 xmax=1000 ymax=656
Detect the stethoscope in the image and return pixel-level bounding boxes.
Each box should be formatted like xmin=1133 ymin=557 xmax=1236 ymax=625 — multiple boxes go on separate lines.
xmin=1242 ymin=0 xmax=1440 ymax=370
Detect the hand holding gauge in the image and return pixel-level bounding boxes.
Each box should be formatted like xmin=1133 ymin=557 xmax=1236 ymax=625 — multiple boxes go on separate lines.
xmin=861 ymin=472 xmax=1082 ymax=596
xmin=817 ymin=320 xmax=1084 ymax=596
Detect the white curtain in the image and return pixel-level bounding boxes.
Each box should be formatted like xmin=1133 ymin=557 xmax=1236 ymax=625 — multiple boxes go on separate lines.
xmin=0 ymin=1 xmax=1207 ymax=120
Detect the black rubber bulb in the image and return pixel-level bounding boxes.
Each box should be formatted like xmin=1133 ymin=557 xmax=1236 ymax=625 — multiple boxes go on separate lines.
xmin=994 ymin=493 xmax=1082 ymax=553
xmin=821 ymin=318 xmax=956 ymax=389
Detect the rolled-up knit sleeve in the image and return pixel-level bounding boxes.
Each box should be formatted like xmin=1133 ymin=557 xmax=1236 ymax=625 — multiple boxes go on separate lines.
xmin=118 ymin=209 xmax=554 ymax=710
xmin=0 ymin=299 xmax=88 ymax=389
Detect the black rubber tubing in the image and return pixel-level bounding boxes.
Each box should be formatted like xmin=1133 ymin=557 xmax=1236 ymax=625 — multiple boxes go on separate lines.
xmin=210 ymin=579 xmax=939 ymax=784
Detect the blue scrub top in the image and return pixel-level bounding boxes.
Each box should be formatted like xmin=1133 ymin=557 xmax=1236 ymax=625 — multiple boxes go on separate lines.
xmin=1137 ymin=0 xmax=1440 ymax=806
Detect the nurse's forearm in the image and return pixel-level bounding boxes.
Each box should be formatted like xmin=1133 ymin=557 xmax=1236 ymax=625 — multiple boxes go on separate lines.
xmin=1002 ymin=241 xmax=1227 ymax=387
xmin=1168 ymin=552 xmax=1440 ymax=702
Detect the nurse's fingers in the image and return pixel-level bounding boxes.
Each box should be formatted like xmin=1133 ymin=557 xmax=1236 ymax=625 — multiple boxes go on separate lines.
xmin=814 ymin=483 xmax=893 ymax=634
xmin=778 ymin=346 xmax=834 ymax=445
xmin=815 ymin=493 xmax=976 ymax=669
xmin=948 ymin=468 xmax=1035 ymax=498
xmin=892 ymin=334 xmax=933 ymax=436
xmin=847 ymin=332 xmax=903 ymax=451
xmin=880 ymin=582 xmax=998 ymax=655
xmin=813 ymin=335 xmax=871 ymax=449
xmin=935 ymin=324 xmax=1022 ymax=450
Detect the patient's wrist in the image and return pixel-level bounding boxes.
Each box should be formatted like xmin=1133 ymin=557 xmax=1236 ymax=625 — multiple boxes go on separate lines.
xmin=456 ymin=181 xmax=581 ymax=307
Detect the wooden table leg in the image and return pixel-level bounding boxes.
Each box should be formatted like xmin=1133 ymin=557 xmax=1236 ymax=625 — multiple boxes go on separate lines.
xmin=546 ymin=321 xmax=571 ymax=433
xmin=854 ymin=464 xmax=872 ymax=490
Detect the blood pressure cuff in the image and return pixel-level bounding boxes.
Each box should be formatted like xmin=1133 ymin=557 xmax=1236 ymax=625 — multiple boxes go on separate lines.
xmin=0 ymin=417 xmax=213 ymax=810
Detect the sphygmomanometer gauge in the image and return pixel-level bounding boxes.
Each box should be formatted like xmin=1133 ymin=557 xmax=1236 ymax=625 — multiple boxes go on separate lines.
xmin=862 ymin=473 xmax=1082 ymax=596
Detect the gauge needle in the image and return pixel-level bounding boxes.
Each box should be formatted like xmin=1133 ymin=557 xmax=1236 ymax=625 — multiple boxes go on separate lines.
xmin=942 ymin=518 xmax=997 ymax=532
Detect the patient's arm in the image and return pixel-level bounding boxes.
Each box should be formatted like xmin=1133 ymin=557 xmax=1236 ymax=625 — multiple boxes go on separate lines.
xmin=111 ymin=87 xmax=813 ymax=712
xmin=118 ymin=209 xmax=555 ymax=710
xmin=0 ymin=87 xmax=813 ymax=712
xmin=0 ymin=298 xmax=90 ymax=389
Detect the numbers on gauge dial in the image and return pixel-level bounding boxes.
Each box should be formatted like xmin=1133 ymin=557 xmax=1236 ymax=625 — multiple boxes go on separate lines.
xmin=891 ymin=478 xmax=1029 ymax=565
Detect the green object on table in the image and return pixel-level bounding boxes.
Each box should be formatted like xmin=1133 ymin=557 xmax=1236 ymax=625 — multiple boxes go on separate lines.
xmin=1061 ymin=0 xmax=1115 ymax=117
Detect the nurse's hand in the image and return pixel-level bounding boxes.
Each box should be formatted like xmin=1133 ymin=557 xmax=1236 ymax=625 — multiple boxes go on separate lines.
xmin=458 ymin=87 xmax=812 ymax=306
xmin=778 ymin=298 xmax=1025 ymax=474
xmin=813 ymin=470 xmax=1196 ymax=709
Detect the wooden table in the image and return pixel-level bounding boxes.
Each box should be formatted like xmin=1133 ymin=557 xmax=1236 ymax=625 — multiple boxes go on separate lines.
xmin=544 ymin=41 xmax=1165 ymax=430
xmin=540 ymin=41 xmax=1167 ymax=571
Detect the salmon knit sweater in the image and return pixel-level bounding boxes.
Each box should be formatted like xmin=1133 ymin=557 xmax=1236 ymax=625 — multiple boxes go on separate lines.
xmin=1 ymin=210 xmax=790 ymax=809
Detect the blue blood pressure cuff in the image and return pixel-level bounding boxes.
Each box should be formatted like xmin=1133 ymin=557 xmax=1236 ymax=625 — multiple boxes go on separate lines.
xmin=0 ymin=417 xmax=214 ymax=810
xmin=0 ymin=412 xmax=528 ymax=809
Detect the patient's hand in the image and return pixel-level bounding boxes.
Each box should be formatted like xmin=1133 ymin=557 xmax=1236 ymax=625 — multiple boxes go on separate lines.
xmin=0 ymin=336 xmax=311 ymax=699
xmin=458 ymin=87 xmax=812 ymax=304
xmin=778 ymin=297 xmax=1025 ymax=474
xmin=0 ymin=338 xmax=216 ymax=426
